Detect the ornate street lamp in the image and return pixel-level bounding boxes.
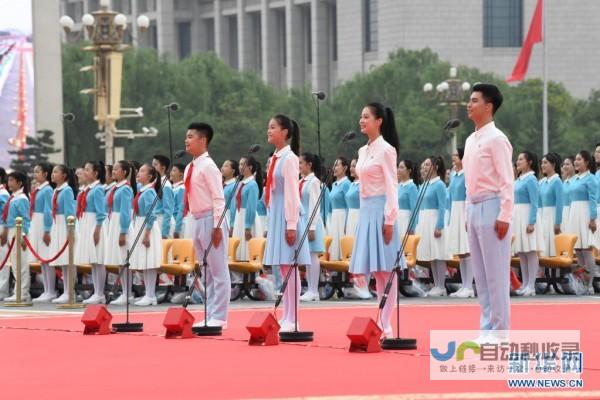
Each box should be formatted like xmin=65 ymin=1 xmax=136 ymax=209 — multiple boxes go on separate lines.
xmin=423 ymin=67 xmax=471 ymax=155
xmin=60 ymin=0 xmax=153 ymax=164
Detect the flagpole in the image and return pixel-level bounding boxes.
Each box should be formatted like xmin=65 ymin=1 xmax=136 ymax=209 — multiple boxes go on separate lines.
xmin=542 ymin=0 xmax=548 ymax=155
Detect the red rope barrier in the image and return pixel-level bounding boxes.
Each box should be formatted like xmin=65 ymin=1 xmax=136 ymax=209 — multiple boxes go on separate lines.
xmin=23 ymin=236 xmax=69 ymax=264
xmin=0 ymin=238 xmax=16 ymax=271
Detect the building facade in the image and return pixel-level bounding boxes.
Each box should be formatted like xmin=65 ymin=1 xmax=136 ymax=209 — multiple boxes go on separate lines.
xmin=59 ymin=0 xmax=600 ymax=97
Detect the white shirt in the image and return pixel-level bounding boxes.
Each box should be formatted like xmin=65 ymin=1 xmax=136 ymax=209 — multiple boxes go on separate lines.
xmin=184 ymin=152 xmax=225 ymax=228
xmin=356 ymin=135 xmax=399 ymax=225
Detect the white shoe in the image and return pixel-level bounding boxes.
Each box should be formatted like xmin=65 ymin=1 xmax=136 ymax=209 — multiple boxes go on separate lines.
xmin=449 ymin=288 xmax=464 ymax=297
xmin=587 ymin=286 xmax=596 ymax=295
xmin=33 ymin=293 xmax=57 ymax=303
xmin=426 ymin=287 xmax=447 ymax=297
xmin=192 ymin=320 xmax=206 ymax=328
xmin=110 ymin=294 xmax=133 ymax=305
xmin=279 ymin=320 xmax=298 ymax=332
xmin=473 ymin=332 xmax=508 ymax=345
xmin=472 ymin=334 xmax=488 ymax=345
xmin=134 ymin=296 xmax=157 ymax=306
xmin=381 ymin=327 xmax=393 ymax=339
xmin=4 ymin=294 xmax=17 ymax=302
xmin=169 ymin=292 xmax=187 ymax=304
xmin=206 ymin=319 xmax=227 ymax=329
xmin=454 ymin=288 xmax=475 ymax=298
xmin=5 ymin=294 xmax=32 ymax=302
xmin=342 ymin=287 xmax=361 ymax=299
xmin=299 ymin=291 xmax=319 ymax=302
xmin=51 ymin=293 xmax=70 ymax=304
xmin=343 ymin=286 xmax=372 ymax=300
xmin=520 ymin=287 xmax=536 ymax=297
xmin=83 ymin=294 xmax=106 ymax=304
xmin=486 ymin=332 xmax=509 ymax=344
xmin=515 ymin=286 xmax=527 ymax=295
xmin=355 ymin=286 xmax=373 ymax=299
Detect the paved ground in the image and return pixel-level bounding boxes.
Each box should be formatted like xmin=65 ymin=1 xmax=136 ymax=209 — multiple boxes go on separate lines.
xmin=1 ymin=292 xmax=598 ymax=317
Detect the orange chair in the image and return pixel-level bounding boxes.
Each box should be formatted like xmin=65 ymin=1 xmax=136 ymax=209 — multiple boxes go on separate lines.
xmin=539 ymin=234 xmax=579 ymax=294
xmin=510 ymin=235 xmax=520 ymax=268
xmin=228 ymin=238 xmax=266 ymax=300
xmin=403 ymin=235 xmax=420 ymax=269
xmin=162 ymin=239 xmax=174 ymax=264
xmin=159 ymin=239 xmax=196 ymax=276
xmin=398 ymin=235 xmax=426 ymax=297
xmin=319 ymin=236 xmax=333 ymax=262
xmin=539 ymin=234 xmax=577 ymax=269
xmin=320 ymin=236 xmax=353 ymax=273
xmin=228 ymin=237 xmax=240 ymax=263
xmin=319 ymin=236 xmax=354 ymax=299
xmin=229 ymin=238 xmax=266 ymax=274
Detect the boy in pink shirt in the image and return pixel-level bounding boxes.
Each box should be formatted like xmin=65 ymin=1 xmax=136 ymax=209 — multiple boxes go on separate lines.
xmin=183 ymin=122 xmax=230 ymax=328
xmin=463 ymin=83 xmax=514 ymax=342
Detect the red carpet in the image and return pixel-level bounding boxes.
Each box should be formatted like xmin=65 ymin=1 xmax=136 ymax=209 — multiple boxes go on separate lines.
xmin=1 ymin=302 xmax=599 ymax=399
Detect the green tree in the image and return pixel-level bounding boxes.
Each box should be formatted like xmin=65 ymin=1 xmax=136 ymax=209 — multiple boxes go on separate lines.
xmin=9 ymin=129 xmax=60 ymax=172
xmin=62 ymin=45 xmax=596 ymax=170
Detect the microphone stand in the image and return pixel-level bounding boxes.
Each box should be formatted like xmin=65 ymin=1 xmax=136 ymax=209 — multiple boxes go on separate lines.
xmin=113 ymin=104 xmax=179 ymax=332
xmin=276 ymin=134 xmax=355 ymax=342
xmin=112 ymin=153 xmax=185 ymax=332
xmin=61 ymin=113 xmax=75 ymax=166
xmin=312 ymin=92 xmax=325 ymax=161
xmin=379 ymin=121 xmax=458 ymax=349
xmin=165 ymin=103 xmax=178 ymax=163
xmin=185 ymin=144 xmax=260 ymax=336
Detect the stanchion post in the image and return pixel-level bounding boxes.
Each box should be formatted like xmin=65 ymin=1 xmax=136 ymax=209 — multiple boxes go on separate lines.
xmin=5 ymin=217 xmax=32 ymax=307
xmin=57 ymin=216 xmax=84 ymax=309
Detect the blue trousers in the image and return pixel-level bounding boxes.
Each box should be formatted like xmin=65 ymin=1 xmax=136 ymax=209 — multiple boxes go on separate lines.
xmin=466 ymin=197 xmax=511 ymax=331
xmin=192 ymin=214 xmax=230 ymax=322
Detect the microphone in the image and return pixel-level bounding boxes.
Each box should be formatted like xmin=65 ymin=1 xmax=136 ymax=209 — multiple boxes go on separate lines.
xmin=444 ymin=119 xmax=460 ymax=130
xmin=342 ymin=131 xmax=356 ymax=143
xmin=248 ymin=144 xmax=260 ymax=154
xmin=175 ymin=150 xmax=186 ymax=159
xmin=164 ymin=103 xmax=179 ymax=111
xmin=312 ymin=91 xmax=326 ymax=100
xmin=61 ymin=113 xmax=75 ymax=122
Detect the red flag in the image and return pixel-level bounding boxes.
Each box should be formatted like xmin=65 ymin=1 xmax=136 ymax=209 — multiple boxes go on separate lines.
xmin=506 ymin=0 xmax=543 ymax=82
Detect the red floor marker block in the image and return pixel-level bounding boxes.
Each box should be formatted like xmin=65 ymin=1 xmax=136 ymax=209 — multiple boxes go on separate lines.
xmin=163 ymin=307 xmax=195 ymax=339
xmin=81 ymin=305 xmax=112 ymax=335
xmin=247 ymin=312 xmax=280 ymax=346
xmin=347 ymin=317 xmax=382 ymax=353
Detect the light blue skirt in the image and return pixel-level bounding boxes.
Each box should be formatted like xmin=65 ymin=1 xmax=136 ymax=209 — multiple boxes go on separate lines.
xmin=264 ymin=192 xmax=311 ymax=266
xmin=303 ymin=214 xmax=325 ymax=253
xmin=349 ymin=195 xmax=405 ymax=274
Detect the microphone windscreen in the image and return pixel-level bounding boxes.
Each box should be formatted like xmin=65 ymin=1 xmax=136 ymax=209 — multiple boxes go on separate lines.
xmin=312 ymin=91 xmax=326 ymax=100
xmin=446 ymin=119 xmax=460 ymax=129
xmin=164 ymin=103 xmax=180 ymax=111
xmin=249 ymin=144 xmax=260 ymax=153
xmin=175 ymin=150 xmax=186 ymax=159
xmin=343 ymin=131 xmax=356 ymax=142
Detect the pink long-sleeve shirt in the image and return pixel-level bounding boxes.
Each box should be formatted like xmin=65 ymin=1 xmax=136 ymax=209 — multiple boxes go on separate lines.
xmin=267 ymin=145 xmax=301 ymax=230
xmin=184 ymin=152 xmax=225 ymax=228
xmin=355 ymin=135 xmax=399 ymax=225
xmin=463 ymin=121 xmax=514 ymax=223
